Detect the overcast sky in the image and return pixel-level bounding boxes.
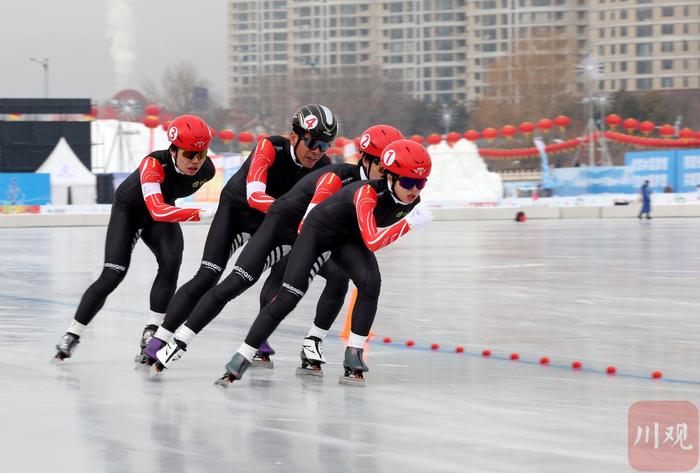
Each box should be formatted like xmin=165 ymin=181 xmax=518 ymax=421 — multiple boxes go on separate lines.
xmin=1 ymin=0 xmax=228 ymax=103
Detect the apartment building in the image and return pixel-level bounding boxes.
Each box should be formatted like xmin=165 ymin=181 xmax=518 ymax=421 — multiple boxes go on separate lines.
xmin=590 ymin=0 xmax=700 ymax=94
xmin=229 ymin=0 xmax=699 ymax=108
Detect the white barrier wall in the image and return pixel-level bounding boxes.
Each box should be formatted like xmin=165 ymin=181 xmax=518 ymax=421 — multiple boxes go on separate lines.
xmin=3 ymin=204 xmax=700 ymax=227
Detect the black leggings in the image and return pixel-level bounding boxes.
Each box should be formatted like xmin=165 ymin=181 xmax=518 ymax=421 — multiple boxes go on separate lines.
xmin=243 ymin=228 xmax=380 ymax=349
xmin=183 ymin=214 xmax=350 ymax=334
xmin=74 ymin=205 xmax=183 ymax=326
xmin=259 ymin=253 xmax=350 ymax=331
xmin=161 ymin=202 xmax=258 ymax=332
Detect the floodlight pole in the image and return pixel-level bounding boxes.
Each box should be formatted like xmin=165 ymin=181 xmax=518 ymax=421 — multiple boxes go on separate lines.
xmin=29 ymin=57 xmax=49 ymax=98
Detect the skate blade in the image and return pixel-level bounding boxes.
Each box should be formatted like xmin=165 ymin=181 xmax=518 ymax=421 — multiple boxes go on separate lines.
xmin=214 ymin=376 xmax=234 ymax=388
xmin=296 ymin=367 xmax=323 ymax=377
xmin=134 ymin=361 xmax=153 ymax=371
xmin=251 ymin=359 xmax=274 ymax=369
xmin=50 ymin=356 xmax=66 ymax=365
xmin=148 ymin=364 xmax=165 ymax=378
xmin=338 ymin=375 xmax=365 ymax=387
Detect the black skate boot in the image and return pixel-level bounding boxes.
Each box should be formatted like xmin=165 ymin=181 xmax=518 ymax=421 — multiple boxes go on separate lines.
xmin=251 ymin=340 xmax=275 ymax=369
xmin=339 ymin=346 xmax=368 ymax=386
xmin=214 ymin=353 xmax=251 ymax=388
xmin=53 ymin=332 xmax=80 ymax=362
xmin=134 ymin=324 xmax=159 ymax=365
xmin=296 ymin=336 xmax=326 ymax=377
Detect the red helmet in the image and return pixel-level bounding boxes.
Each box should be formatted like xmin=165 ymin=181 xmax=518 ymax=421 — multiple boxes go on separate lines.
xmin=380 ymin=139 xmax=431 ymax=178
xmin=167 ymin=115 xmax=212 ymax=152
xmin=358 ymin=125 xmax=404 ymax=157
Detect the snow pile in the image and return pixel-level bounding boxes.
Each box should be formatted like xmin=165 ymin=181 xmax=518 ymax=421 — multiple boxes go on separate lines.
xmin=421 ymin=139 xmax=503 ymax=205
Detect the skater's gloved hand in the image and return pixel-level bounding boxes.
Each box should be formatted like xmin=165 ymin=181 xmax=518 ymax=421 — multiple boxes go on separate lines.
xmin=198 ymin=207 xmax=216 ymax=221
xmin=404 ymin=202 xmax=433 ymax=231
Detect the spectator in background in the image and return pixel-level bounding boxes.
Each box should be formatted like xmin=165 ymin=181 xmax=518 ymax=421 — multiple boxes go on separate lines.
xmin=638 ymin=180 xmax=652 ymax=220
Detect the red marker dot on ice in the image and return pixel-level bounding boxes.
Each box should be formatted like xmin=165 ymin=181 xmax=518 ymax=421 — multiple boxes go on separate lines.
xmin=430 ymin=343 xmax=440 ymax=350
xmin=539 ymin=357 xmax=549 ymax=365
xmin=455 ymin=346 xmax=464 ymax=353
xmin=651 ymin=371 xmax=663 ymax=379
xmin=383 ymin=337 xmax=392 ymax=344
xmin=606 ymin=366 xmax=617 ymax=375
xmin=482 ymin=349 xmax=491 ymax=357
xmin=572 ymin=361 xmax=582 ymax=370
xmin=510 ymin=353 xmax=519 ymax=361
xmin=406 ymin=340 xmax=415 ymax=347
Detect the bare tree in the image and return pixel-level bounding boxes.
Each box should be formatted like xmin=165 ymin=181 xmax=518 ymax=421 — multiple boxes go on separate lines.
xmin=470 ymin=38 xmax=584 ymax=129
xmin=142 ymin=62 xmax=231 ymax=130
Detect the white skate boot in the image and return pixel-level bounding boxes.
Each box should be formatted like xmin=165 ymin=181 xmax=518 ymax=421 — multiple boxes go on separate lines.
xmin=295 ymin=336 xmax=326 ymax=377
xmin=150 ymin=338 xmax=187 ymax=377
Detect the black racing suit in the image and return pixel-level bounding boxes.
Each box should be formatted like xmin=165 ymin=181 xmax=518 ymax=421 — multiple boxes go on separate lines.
xmin=74 ymin=149 xmax=215 ymax=325
xmin=242 ymin=178 xmax=419 ymax=348
xmin=182 ymin=163 xmax=368 ymax=334
xmin=160 ymin=136 xmax=332 ymax=333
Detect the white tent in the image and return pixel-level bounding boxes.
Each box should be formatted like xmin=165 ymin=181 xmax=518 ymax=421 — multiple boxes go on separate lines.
xmin=37 ymin=138 xmax=97 ymax=204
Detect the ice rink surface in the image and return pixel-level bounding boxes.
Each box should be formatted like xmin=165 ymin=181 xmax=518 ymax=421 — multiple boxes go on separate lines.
xmin=1 ymin=218 xmax=698 ymax=472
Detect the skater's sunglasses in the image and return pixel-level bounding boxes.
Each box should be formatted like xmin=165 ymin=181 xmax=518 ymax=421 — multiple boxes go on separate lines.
xmin=181 ymin=150 xmax=205 ymax=161
xmin=398 ymin=177 xmax=428 ymax=190
xmin=303 ymin=137 xmax=332 ymax=152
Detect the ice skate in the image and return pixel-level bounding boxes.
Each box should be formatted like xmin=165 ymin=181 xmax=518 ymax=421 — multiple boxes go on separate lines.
xmin=214 ymin=353 xmax=251 ymax=388
xmin=251 ymin=340 xmax=275 ymax=369
xmin=134 ymin=324 xmax=158 ymax=364
xmin=150 ymin=339 xmax=186 ymax=377
xmin=338 ymin=346 xmax=368 ymax=386
xmin=136 ymin=335 xmax=167 ymax=369
xmin=52 ymin=332 xmax=80 ymax=363
xmin=295 ymin=336 xmax=326 ymax=377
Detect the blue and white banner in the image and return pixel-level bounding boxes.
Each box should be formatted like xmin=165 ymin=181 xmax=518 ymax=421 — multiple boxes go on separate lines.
xmin=675 ymin=149 xmax=700 ymax=193
xmin=0 ymin=173 xmax=51 ymax=205
xmin=550 ymin=167 xmax=637 ymax=196
xmin=624 ymin=150 xmax=675 ymax=191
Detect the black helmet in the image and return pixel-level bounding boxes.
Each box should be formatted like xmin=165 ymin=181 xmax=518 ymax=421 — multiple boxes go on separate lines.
xmin=291 ymin=104 xmax=338 ymax=142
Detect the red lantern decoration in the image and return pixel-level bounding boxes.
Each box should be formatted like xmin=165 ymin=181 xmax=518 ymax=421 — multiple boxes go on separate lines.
xmin=500 ymin=125 xmax=517 ymax=139
xmin=409 ymin=135 xmax=424 ymax=144
xmin=537 ymin=119 xmax=553 ymax=133
xmin=482 ymin=128 xmax=498 ymax=140
xmin=464 ymin=130 xmax=481 ymax=141
xmin=622 ymin=118 xmax=639 ymax=134
xmin=696 ymin=130 xmax=700 ymax=141
xmin=605 ymin=114 xmax=622 ymax=129
xmin=659 ymin=124 xmax=675 ymax=138
xmin=427 ymin=133 xmax=442 ymax=145
xmin=446 ymin=131 xmax=461 ymax=144
xmin=143 ymin=116 xmax=159 ymax=129
xmin=84 ymin=105 xmax=98 ymax=120
xmin=678 ymin=128 xmax=694 ymax=140
xmin=238 ymin=132 xmax=255 ymax=143
xmin=639 ymin=121 xmax=655 ymax=135
xmin=327 ymin=146 xmax=344 ymax=156
xmin=553 ymin=115 xmax=571 ymax=131
xmin=335 ymin=137 xmax=348 ymax=147
xmin=519 ymin=122 xmax=535 ymax=135
xmin=218 ymin=129 xmax=235 ymax=144
xmin=144 ymin=103 xmax=160 ymax=117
